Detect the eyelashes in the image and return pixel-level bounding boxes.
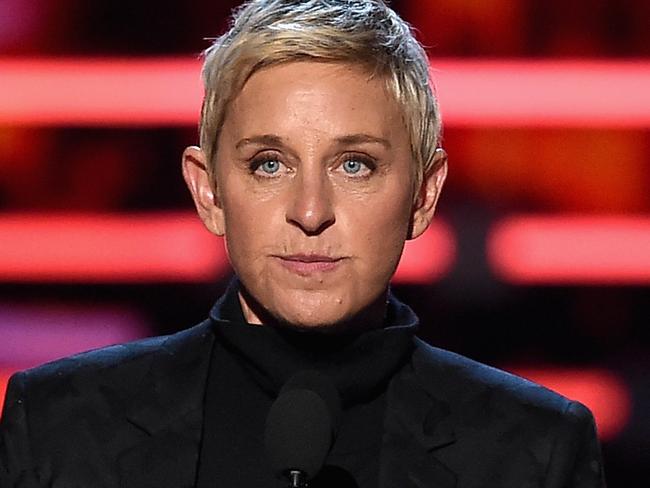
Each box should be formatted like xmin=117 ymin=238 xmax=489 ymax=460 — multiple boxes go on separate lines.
xmin=249 ymin=156 xmax=285 ymax=176
xmin=247 ymin=152 xmax=377 ymax=179
xmin=248 ymin=153 xmax=287 ymax=178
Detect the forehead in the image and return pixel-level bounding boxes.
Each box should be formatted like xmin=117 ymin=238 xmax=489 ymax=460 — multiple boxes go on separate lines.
xmin=222 ymin=61 xmax=407 ymax=143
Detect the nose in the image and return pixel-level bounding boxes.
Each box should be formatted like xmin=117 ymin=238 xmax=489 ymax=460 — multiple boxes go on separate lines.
xmin=285 ymin=169 xmax=335 ymax=235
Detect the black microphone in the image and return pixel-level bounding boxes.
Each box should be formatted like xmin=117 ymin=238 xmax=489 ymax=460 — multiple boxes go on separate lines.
xmin=264 ymin=371 xmax=342 ymax=488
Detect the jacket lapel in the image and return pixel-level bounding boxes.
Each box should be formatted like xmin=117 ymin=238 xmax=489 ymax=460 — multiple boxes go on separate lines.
xmin=380 ymin=343 xmax=458 ymax=488
xmin=117 ymin=320 xmax=215 ymax=488
xmin=113 ymin=302 xmax=458 ymax=488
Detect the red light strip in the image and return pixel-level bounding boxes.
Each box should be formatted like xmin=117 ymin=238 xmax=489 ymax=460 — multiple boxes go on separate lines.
xmin=0 ymin=213 xmax=452 ymax=283
xmin=512 ymin=367 xmax=631 ymax=441
xmin=1 ymin=58 xmax=649 ymax=126
xmin=4 ymin=213 xmax=650 ymax=285
xmin=488 ymin=216 xmax=650 ymax=284
xmin=0 ymin=370 xmax=11 ymax=411
xmin=393 ymin=221 xmax=456 ymax=284
xmin=0 ymin=58 xmax=203 ymax=126
xmin=0 ymin=212 xmax=229 ymax=282
xmin=434 ymin=59 xmax=650 ymax=127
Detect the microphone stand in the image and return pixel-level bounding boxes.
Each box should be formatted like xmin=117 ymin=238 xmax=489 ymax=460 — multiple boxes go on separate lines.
xmin=287 ymin=469 xmax=308 ymax=488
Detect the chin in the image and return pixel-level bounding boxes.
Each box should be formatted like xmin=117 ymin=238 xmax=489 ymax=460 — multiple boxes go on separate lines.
xmin=239 ymin=276 xmax=387 ymax=332
xmin=269 ymin=288 xmax=386 ymax=334
xmin=272 ymin=298 xmax=353 ymax=331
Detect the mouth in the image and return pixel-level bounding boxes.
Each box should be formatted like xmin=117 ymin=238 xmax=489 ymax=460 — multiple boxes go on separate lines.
xmin=273 ymin=254 xmax=346 ymax=276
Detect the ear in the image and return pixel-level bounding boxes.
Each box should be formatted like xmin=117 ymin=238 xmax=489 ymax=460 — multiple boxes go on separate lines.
xmin=181 ymin=146 xmax=225 ymax=236
xmin=409 ymin=147 xmax=448 ymax=240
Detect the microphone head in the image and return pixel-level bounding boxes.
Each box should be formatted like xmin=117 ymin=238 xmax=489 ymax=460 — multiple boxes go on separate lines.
xmin=264 ymin=371 xmax=342 ymax=480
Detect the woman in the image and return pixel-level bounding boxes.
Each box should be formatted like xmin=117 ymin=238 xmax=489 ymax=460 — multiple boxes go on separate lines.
xmin=0 ymin=1 xmax=604 ymax=487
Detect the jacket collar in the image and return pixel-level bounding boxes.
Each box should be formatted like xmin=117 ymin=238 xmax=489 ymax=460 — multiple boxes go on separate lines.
xmin=124 ymin=320 xmax=214 ymax=434
xmin=119 ymin=320 xmax=215 ymax=488
xmin=118 ymin=304 xmax=459 ymax=488
xmin=380 ymin=337 xmax=458 ymax=488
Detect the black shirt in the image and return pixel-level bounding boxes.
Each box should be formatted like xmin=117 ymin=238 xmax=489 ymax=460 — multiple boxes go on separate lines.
xmin=196 ymin=280 xmax=418 ymax=487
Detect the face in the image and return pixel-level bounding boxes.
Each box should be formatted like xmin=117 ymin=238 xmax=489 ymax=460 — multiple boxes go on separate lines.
xmin=183 ymin=61 xmax=446 ymax=330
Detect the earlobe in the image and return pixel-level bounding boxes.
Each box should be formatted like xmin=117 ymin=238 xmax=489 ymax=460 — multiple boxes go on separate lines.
xmin=408 ymin=147 xmax=448 ymax=240
xmin=181 ymin=146 xmax=225 ymax=236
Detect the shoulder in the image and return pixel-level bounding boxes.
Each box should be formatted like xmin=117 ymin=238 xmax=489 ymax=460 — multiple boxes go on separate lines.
xmin=410 ymin=337 xmax=594 ymax=428
xmin=11 ymin=319 xmax=214 ymax=403
xmin=0 ymin=320 xmax=215 ymax=484
xmin=399 ymin=339 xmax=604 ymax=485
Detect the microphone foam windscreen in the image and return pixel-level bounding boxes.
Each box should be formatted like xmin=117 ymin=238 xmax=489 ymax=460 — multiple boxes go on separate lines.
xmin=280 ymin=371 xmax=342 ymax=433
xmin=265 ymin=371 xmax=342 ymax=479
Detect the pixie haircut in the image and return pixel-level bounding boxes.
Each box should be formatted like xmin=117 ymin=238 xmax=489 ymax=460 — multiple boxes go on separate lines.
xmin=200 ymin=0 xmax=442 ymax=192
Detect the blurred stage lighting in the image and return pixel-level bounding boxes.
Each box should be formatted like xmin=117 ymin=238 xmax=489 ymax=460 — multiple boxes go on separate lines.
xmin=0 ymin=212 xmax=229 ymax=283
xmin=0 ymin=213 xmax=453 ymax=284
xmin=1 ymin=58 xmax=649 ymax=127
xmin=488 ymin=215 xmax=650 ymax=285
xmin=512 ymin=367 xmax=632 ymax=441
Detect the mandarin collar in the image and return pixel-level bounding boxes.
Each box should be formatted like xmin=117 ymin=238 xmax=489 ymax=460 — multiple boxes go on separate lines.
xmin=208 ymin=278 xmax=419 ymax=406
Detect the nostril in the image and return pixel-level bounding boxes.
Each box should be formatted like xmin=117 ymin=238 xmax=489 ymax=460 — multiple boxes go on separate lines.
xmin=286 ymin=212 xmax=335 ymax=236
xmin=286 ymin=185 xmax=335 ymax=235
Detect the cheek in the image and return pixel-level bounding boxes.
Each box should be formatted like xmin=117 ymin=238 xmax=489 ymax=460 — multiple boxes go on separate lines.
xmin=344 ymin=189 xmax=413 ymax=273
xmin=219 ymin=187 xmax=270 ymax=264
xmin=223 ymin=203 xmax=275 ymax=257
xmin=219 ymin=185 xmax=294 ymax=286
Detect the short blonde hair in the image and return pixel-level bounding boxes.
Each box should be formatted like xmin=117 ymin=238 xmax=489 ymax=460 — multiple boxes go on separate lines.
xmin=200 ymin=0 xmax=442 ymax=191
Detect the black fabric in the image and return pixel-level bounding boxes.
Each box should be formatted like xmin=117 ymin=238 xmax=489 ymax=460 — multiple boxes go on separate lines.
xmin=0 ymin=289 xmax=606 ymax=488
xmin=196 ymin=280 xmax=418 ymax=488
xmin=208 ymin=280 xmax=418 ymax=404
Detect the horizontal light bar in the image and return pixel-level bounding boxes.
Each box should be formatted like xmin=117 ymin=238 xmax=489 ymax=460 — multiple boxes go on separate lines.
xmin=1 ymin=58 xmax=649 ymax=126
xmin=0 ymin=58 xmax=202 ymax=126
xmin=0 ymin=304 xmax=149 ymax=365
xmin=0 ymin=212 xmax=229 ymax=282
xmin=393 ymin=221 xmax=456 ymax=284
xmin=434 ymin=59 xmax=650 ymax=127
xmin=0 ymin=212 xmax=452 ymax=284
xmin=488 ymin=216 xmax=650 ymax=284
xmin=512 ymin=367 xmax=631 ymax=441
xmin=4 ymin=213 xmax=650 ymax=285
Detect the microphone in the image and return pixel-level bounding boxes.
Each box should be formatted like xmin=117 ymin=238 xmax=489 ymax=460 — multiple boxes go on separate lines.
xmin=264 ymin=371 xmax=342 ymax=487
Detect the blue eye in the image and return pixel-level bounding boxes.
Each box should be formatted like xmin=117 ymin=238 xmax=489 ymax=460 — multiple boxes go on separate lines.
xmin=341 ymin=156 xmax=375 ymax=177
xmin=259 ymin=159 xmax=280 ymax=174
xmin=342 ymin=159 xmax=363 ymax=174
xmin=250 ymin=154 xmax=288 ymax=178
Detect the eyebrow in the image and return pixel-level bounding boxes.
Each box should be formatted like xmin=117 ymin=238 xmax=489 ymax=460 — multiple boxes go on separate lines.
xmin=334 ymin=134 xmax=392 ymax=149
xmin=235 ymin=134 xmax=284 ymax=150
xmin=235 ymin=133 xmax=392 ymax=151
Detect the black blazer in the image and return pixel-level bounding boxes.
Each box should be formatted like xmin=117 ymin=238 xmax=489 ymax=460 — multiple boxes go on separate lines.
xmin=0 ymin=318 xmax=605 ymax=488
